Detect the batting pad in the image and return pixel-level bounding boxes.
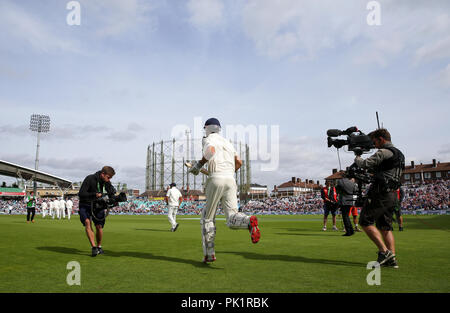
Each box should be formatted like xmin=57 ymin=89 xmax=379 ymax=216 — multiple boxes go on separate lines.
xmin=201 ymin=218 xmax=216 ymax=257
xmin=227 ymin=212 xmax=250 ymax=229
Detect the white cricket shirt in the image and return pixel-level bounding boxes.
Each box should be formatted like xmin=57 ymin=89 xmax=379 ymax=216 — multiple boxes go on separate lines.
xmin=203 ymin=133 xmax=237 ymax=178
xmin=166 ymin=187 xmax=182 ymax=207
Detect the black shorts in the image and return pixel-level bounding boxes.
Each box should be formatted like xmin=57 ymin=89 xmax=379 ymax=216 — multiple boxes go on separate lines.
xmin=359 ymin=191 xmax=396 ymax=231
xmin=79 ymin=203 xmax=105 ymax=228
xmin=324 ymin=204 xmax=338 ymax=217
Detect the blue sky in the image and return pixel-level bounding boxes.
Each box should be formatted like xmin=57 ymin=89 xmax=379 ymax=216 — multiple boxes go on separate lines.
xmin=0 ymin=0 xmax=449 ymax=191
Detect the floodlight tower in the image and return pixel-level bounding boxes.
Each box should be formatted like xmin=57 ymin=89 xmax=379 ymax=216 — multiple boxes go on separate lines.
xmin=29 ymin=114 xmax=50 ymax=195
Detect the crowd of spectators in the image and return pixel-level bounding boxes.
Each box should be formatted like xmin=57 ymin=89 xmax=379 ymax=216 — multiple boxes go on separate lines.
xmin=241 ymin=193 xmax=323 ymax=215
xmin=401 ymin=180 xmax=449 ymax=211
xmin=112 ymin=200 xmax=208 ymax=215
xmin=1 ymin=180 xmax=449 ymax=215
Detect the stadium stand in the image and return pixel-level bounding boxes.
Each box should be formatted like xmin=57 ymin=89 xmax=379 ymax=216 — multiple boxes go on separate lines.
xmin=1 ymin=180 xmax=448 ymax=215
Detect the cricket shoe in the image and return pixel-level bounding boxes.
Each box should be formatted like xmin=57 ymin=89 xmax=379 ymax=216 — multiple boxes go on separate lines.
xmin=91 ymin=247 xmax=99 ymax=257
xmin=377 ymin=250 xmax=395 ymax=265
xmin=173 ymin=223 xmax=179 ymax=232
xmin=322 ymin=226 xmax=327 ymax=231
xmin=203 ymin=255 xmax=216 ymax=263
xmin=332 ymin=226 xmax=339 ymax=231
xmin=97 ymin=247 xmax=104 ymax=255
xmin=249 ymin=216 xmax=260 ymax=244
xmin=381 ymin=257 xmax=399 ymax=269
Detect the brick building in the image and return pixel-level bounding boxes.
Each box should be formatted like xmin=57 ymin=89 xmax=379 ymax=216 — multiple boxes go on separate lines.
xmin=271 ymin=177 xmax=321 ymax=197
xmin=324 ymin=169 xmax=345 ymax=186
xmin=402 ymin=159 xmax=450 ymax=184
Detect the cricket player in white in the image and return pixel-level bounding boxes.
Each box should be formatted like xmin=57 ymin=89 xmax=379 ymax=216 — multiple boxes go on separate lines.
xmin=41 ymin=201 xmax=48 ymax=218
xmin=59 ymin=198 xmax=66 ymax=219
xmin=189 ymin=118 xmax=261 ymax=263
xmin=49 ymin=200 xmax=54 ymax=218
xmin=165 ymin=183 xmax=183 ymax=231
xmin=66 ymin=198 xmax=73 ymax=220
xmin=53 ymin=199 xmax=60 ymax=219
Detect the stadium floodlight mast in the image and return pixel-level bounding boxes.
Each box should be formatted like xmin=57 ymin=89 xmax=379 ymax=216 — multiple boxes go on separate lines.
xmin=29 ymin=114 xmax=51 ymax=196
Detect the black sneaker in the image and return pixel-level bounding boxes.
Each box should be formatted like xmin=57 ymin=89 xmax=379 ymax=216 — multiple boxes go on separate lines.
xmin=382 ymin=257 xmax=399 ymax=268
xmin=377 ymin=250 xmax=395 ymax=265
xmin=91 ymin=246 xmax=99 ymax=257
xmin=97 ymin=247 xmax=104 ymax=255
xmin=342 ymin=232 xmax=354 ymax=236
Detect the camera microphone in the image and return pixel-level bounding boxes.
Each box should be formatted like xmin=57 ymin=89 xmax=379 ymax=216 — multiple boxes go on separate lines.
xmin=327 ymin=129 xmax=343 ymax=137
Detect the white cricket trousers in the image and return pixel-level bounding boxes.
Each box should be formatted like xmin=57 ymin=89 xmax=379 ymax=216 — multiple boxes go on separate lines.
xmin=168 ymin=205 xmax=178 ymax=228
xmin=201 ymin=176 xmax=250 ymax=257
xmin=67 ymin=208 xmax=71 ymax=220
xmin=42 ymin=208 xmax=47 ymax=218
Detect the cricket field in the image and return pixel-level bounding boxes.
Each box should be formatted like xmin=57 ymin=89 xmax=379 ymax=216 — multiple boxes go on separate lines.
xmin=0 ymin=214 xmax=449 ymax=293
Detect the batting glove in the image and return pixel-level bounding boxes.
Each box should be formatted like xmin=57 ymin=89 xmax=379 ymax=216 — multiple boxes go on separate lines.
xmin=189 ymin=161 xmax=202 ymax=176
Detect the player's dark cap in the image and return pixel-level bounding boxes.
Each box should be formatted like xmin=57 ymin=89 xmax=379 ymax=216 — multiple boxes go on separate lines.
xmin=170 ymin=183 xmax=176 ymax=187
xmin=204 ymin=118 xmax=221 ymax=128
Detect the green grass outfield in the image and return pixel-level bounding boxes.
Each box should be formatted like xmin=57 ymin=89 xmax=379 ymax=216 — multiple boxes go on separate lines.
xmin=0 ymin=214 xmax=449 ymax=293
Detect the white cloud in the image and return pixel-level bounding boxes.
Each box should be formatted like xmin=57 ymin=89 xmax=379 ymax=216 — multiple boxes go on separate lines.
xmin=0 ymin=0 xmax=160 ymax=54
xmin=242 ymin=0 xmax=363 ymax=59
xmin=241 ymin=0 xmax=450 ymax=65
xmin=186 ymin=0 xmax=225 ymax=30
xmin=414 ymin=36 xmax=450 ymax=64
xmin=0 ymin=1 xmax=80 ymax=53
xmin=437 ymin=63 xmax=450 ymax=88
xmin=83 ymin=0 xmax=159 ymax=37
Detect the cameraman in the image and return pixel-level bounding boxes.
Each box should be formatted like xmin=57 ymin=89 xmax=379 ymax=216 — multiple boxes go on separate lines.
xmin=354 ymin=128 xmax=404 ymax=268
xmin=335 ymin=177 xmax=358 ymax=236
xmin=78 ymin=166 xmax=117 ymax=257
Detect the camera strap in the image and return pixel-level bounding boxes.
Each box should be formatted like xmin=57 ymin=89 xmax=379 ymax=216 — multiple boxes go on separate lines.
xmin=91 ymin=181 xmax=109 ymax=222
xmin=91 ymin=202 xmax=110 ymax=223
xmin=97 ymin=182 xmax=106 ymax=194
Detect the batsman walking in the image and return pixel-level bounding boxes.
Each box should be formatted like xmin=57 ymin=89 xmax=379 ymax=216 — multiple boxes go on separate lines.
xmin=189 ymin=118 xmax=261 ymax=263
